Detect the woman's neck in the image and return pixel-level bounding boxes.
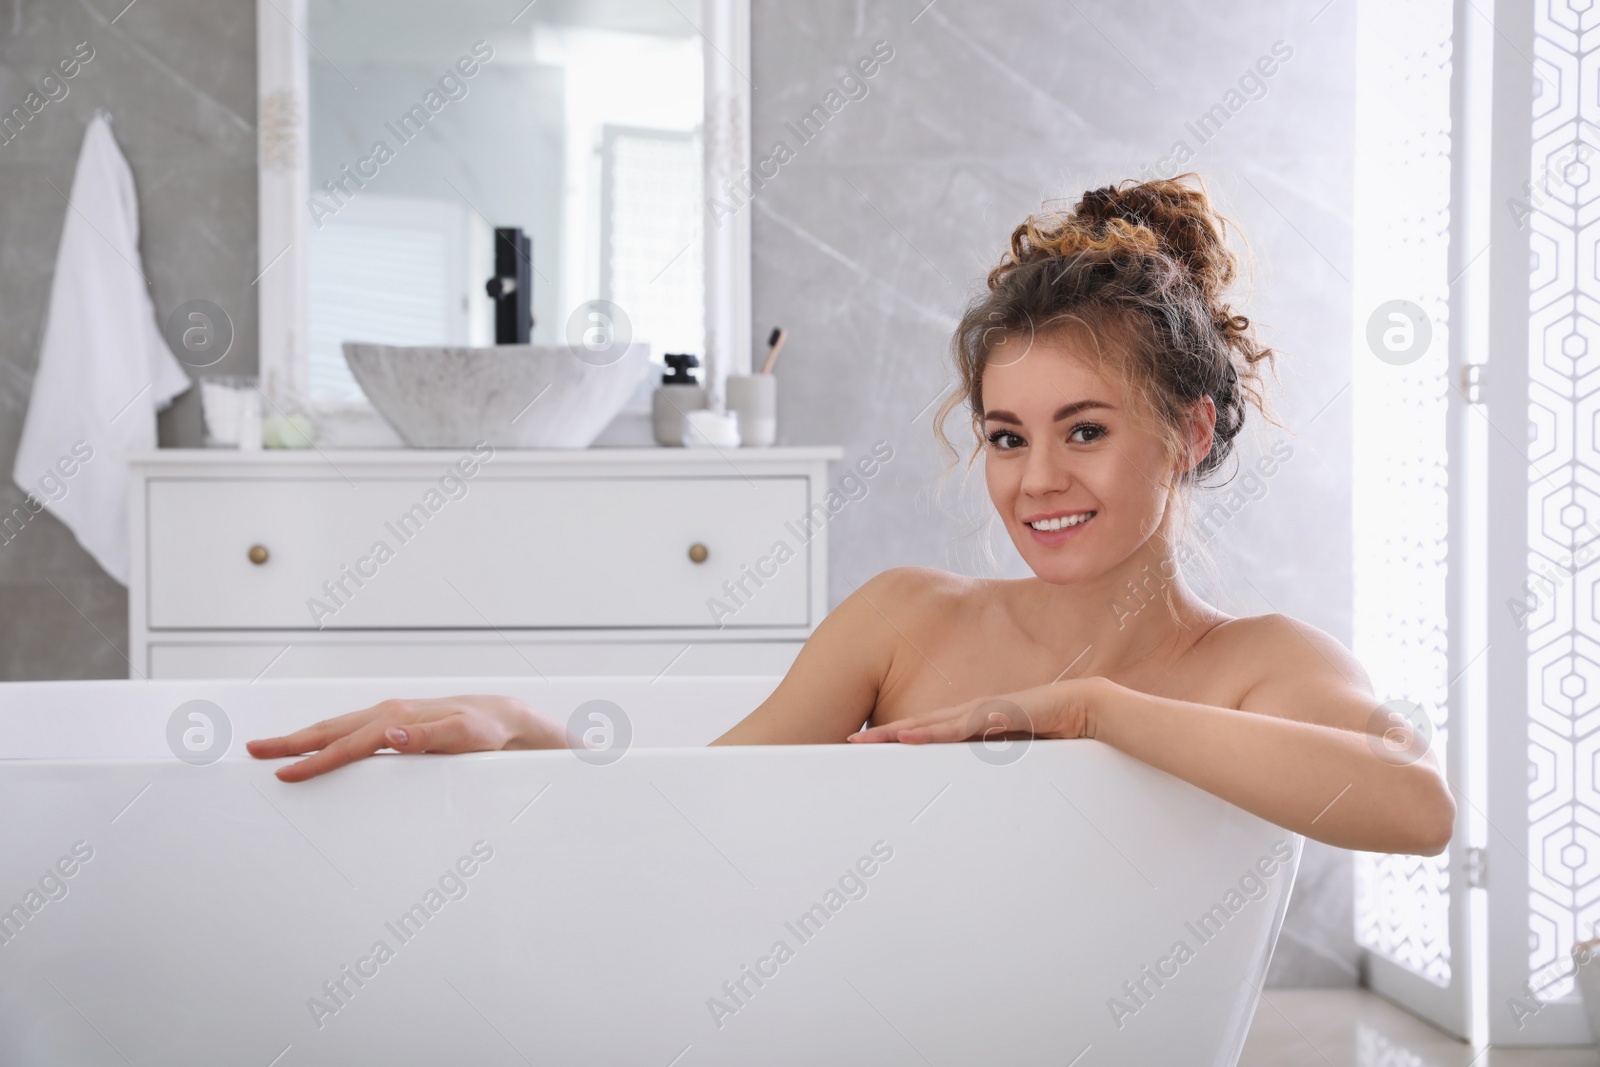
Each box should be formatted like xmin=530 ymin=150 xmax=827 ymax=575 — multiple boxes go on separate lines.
xmin=997 ymin=541 xmax=1223 ymax=679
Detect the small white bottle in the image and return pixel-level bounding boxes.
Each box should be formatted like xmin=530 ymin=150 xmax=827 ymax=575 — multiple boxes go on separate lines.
xmin=651 ymin=353 xmax=706 ymax=447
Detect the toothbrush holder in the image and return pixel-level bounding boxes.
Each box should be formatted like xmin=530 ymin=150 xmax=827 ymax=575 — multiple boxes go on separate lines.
xmin=725 ymin=374 xmax=777 ymax=447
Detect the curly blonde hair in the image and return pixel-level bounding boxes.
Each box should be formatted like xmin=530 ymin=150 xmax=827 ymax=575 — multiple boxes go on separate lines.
xmin=935 ymin=173 xmax=1278 ymax=486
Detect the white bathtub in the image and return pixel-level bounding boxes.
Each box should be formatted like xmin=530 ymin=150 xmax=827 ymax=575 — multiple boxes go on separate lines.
xmin=0 ymin=676 xmax=1300 ymax=1066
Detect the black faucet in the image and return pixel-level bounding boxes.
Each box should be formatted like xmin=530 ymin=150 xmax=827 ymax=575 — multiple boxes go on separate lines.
xmin=485 ymin=227 xmax=533 ymax=344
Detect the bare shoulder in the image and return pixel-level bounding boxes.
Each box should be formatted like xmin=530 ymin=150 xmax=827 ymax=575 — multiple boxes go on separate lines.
xmin=851 ymin=565 xmax=987 ymax=622
xmin=1207 ymin=613 xmax=1375 ymax=697
xmin=1203 ymin=613 xmax=1378 ymax=729
xmin=801 ymin=565 xmax=978 ymax=663
xmin=710 ymin=567 xmax=974 ymax=745
xmin=857 ymin=564 xmax=976 ymax=599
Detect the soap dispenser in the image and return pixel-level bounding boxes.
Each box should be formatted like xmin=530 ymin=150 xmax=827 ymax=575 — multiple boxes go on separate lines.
xmin=652 ymin=353 xmax=707 ymax=446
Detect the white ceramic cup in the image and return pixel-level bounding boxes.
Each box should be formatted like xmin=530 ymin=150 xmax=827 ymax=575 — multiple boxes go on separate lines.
xmin=683 ymin=408 xmax=740 ymax=448
xmin=725 ymin=374 xmax=776 ymax=447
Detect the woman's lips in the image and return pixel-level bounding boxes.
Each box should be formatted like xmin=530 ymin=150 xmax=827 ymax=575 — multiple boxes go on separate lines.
xmin=1024 ymin=512 xmax=1095 ymax=545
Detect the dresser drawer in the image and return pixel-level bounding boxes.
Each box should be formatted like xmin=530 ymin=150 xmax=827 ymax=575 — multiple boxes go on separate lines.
xmin=146 ymin=476 xmax=810 ymax=629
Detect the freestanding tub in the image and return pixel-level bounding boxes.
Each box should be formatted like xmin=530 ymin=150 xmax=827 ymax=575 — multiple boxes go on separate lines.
xmin=0 ymin=676 xmax=1300 ymax=1066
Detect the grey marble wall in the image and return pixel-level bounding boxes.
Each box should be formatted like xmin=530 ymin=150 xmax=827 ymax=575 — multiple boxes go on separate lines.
xmin=0 ymin=0 xmax=256 ymax=678
xmin=0 ymin=0 xmax=1359 ymax=985
xmin=750 ymin=1 xmax=1359 ymax=985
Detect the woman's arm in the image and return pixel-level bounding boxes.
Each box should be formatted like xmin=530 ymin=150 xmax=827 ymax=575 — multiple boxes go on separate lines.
xmin=711 ymin=569 xmax=899 ymax=745
xmin=1087 ymin=682 xmax=1454 ymax=856
xmin=248 ymin=569 xmax=902 ymax=778
xmin=850 ymin=615 xmax=1456 ymax=856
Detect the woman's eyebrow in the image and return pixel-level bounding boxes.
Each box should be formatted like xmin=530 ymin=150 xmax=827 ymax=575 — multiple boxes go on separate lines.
xmin=982 ymin=400 xmax=1116 ymax=425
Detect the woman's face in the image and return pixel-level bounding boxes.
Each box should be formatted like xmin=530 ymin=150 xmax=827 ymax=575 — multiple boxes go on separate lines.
xmin=980 ymin=332 xmax=1203 ymax=586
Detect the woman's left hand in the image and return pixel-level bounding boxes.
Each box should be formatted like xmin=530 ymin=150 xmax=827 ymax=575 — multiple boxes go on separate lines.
xmin=847 ymin=677 xmax=1111 ymax=745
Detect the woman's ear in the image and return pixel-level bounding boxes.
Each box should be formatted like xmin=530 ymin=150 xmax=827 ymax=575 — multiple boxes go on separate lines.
xmin=1182 ymin=396 xmax=1218 ymax=473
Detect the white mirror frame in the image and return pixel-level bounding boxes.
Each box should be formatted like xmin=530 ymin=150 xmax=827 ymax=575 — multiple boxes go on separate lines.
xmin=254 ymin=0 xmax=752 ymax=425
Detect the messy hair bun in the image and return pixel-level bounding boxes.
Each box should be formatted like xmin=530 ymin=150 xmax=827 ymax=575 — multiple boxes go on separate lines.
xmin=935 ymin=173 xmax=1276 ymax=486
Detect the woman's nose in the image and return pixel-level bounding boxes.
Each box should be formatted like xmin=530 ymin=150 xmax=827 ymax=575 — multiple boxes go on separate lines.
xmin=1018 ymin=442 xmax=1073 ymax=497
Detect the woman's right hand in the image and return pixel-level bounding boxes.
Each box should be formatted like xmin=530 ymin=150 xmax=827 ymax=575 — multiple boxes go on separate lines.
xmin=245 ymin=694 xmax=571 ymax=782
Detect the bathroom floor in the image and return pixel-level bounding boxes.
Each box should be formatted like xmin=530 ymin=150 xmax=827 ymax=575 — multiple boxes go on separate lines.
xmin=1241 ymin=989 xmax=1600 ymax=1066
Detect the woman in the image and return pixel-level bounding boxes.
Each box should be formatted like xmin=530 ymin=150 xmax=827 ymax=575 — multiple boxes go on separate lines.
xmin=248 ymin=174 xmax=1455 ymax=857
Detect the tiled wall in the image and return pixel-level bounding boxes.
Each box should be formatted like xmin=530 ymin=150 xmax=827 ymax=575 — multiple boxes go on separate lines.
xmin=0 ymin=0 xmax=1358 ymax=984
xmin=0 ymin=0 xmax=255 ymax=677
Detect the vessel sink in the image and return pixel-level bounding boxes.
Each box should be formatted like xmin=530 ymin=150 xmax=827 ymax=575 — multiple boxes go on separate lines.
xmin=342 ymin=341 xmax=650 ymax=449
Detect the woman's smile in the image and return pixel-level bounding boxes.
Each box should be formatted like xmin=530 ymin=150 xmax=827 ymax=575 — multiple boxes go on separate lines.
xmin=1023 ymin=508 xmax=1097 ymax=543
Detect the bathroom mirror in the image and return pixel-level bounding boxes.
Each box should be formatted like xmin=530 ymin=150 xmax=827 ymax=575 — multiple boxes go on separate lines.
xmin=256 ymin=0 xmax=751 ymax=442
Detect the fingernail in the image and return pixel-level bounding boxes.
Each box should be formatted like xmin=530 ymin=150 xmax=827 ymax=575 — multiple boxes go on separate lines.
xmin=386 ymin=727 xmax=408 ymax=746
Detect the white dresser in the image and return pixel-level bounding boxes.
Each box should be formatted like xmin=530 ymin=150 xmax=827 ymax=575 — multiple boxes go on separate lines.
xmin=127 ymin=446 xmax=841 ymax=680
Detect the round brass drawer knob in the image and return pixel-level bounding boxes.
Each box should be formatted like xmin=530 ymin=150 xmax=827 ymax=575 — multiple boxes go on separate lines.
xmin=247 ymin=544 xmax=270 ymax=565
xmin=687 ymin=543 xmax=709 ymax=564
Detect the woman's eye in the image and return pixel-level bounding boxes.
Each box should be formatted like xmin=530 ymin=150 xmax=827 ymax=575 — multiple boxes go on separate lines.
xmin=1069 ymin=422 xmax=1107 ymax=444
xmin=986 ymin=429 xmax=1024 ymax=450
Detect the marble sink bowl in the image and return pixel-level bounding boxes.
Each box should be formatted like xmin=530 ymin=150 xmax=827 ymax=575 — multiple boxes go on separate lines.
xmin=342 ymin=341 xmax=650 ymax=449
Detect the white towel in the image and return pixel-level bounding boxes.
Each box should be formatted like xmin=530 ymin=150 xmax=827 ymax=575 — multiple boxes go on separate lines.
xmin=12 ymin=112 xmax=192 ymax=585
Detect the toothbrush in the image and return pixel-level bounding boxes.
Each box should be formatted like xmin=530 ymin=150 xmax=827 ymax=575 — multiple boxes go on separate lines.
xmin=760 ymin=327 xmax=787 ymax=374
